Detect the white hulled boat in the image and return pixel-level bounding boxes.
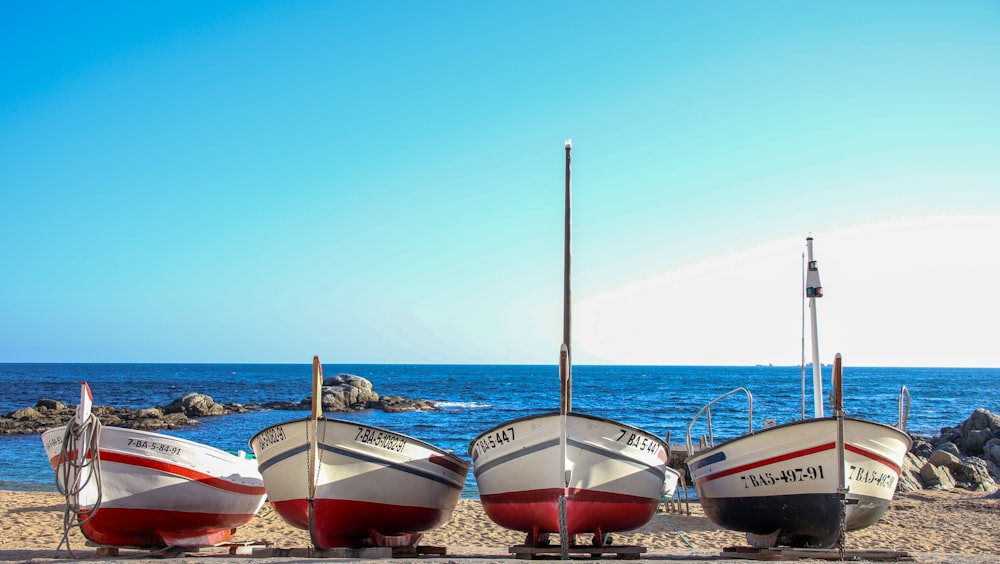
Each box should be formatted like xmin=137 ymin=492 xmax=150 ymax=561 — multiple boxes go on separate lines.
xmin=249 ymin=357 xmax=470 ymax=549
xmin=684 ymin=236 xmax=911 ymax=549
xmin=41 ymin=382 xmax=266 ymax=548
xmin=469 ymin=141 xmax=679 ymax=548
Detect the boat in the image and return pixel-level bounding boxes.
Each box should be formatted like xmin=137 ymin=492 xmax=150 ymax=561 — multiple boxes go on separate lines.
xmin=662 ymin=464 xmax=681 ymax=501
xmin=684 ymin=236 xmax=912 ymax=549
xmin=469 ymin=140 xmax=678 ymax=549
xmin=249 ymin=357 xmax=470 ymax=549
xmin=41 ymin=382 xmax=267 ymax=548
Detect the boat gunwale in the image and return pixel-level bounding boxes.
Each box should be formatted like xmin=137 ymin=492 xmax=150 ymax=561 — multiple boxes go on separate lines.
xmin=467 ymin=410 xmax=668 ymax=458
xmin=43 ymin=424 xmax=261 ymax=466
xmin=249 ymin=415 xmax=470 ymax=469
xmin=685 ymin=415 xmax=912 ymax=466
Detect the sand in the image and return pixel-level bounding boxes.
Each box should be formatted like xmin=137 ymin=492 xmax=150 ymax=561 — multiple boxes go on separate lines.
xmin=1 ymin=488 xmax=996 ymax=563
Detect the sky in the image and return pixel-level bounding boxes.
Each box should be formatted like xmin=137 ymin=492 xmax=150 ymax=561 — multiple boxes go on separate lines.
xmin=1 ymin=1 xmax=998 ymax=367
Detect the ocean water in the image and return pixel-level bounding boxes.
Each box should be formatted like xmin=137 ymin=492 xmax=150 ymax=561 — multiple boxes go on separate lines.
xmin=2 ymin=363 xmax=997 ymax=498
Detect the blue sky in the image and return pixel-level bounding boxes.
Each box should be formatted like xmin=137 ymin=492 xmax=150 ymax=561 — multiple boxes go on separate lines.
xmin=2 ymin=1 xmax=998 ymax=366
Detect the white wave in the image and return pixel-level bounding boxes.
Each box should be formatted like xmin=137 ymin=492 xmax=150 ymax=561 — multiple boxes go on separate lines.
xmin=435 ymin=400 xmax=491 ymax=409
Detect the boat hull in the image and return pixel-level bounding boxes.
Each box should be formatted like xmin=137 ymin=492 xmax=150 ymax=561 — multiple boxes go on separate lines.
xmin=41 ymin=426 xmax=266 ymax=547
xmin=686 ymin=417 xmax=911 ymax=548
xmin=249 ymin=417 xmax=469 ymax=549
xmin=470 ymin=412 xmax=668 ymax=542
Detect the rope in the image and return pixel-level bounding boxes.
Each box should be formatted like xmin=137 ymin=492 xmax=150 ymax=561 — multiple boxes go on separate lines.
xmin=54 ymin=412 xmax=103 ymax=558
xmin=655 ymin=513 xmax=694 ymax=549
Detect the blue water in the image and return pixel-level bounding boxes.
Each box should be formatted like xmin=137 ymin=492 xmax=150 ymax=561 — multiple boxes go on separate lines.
xmin=2 ymin=363 xmax=997 ymax=498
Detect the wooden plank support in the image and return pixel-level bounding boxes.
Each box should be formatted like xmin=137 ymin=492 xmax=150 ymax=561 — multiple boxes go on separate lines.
xmin=509 ymin=544 xmax=645 ymax=560
xmin=721 ymin=546 xmax=915 ymax=561
xmin=251 ymin=546 xmax=392 ymax=559
xmin=391 ymin=545 xmax=448 ymax=558
xmin=223 ymin=540 xmax=273 ymax=555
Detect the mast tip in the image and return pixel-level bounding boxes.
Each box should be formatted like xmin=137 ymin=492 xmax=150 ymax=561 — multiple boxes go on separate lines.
xmin=564 ymin=139 xmax=572 ymax=148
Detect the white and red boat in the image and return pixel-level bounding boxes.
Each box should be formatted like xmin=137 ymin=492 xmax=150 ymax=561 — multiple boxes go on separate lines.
xmin=471 ymin=408 xmax=673 ymax=546
xmin=469 ymin=141 xmax=674 ymax=548
xmin=249 ymin=357 xmax=470 ymax=549
xmin=41 ymin=382 xmax=266 ymax=548
xmin=684 ymin=237 xmax=911 ymax=549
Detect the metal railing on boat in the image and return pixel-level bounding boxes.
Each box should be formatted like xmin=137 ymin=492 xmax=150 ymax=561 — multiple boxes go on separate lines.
xmin=897 ymin=385 xmax=911 ymax=432
xmin=684 ymin=386 xmax=753 ymax=457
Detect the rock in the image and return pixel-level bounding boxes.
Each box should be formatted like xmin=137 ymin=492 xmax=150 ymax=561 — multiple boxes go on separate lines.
xmin=378 ymin=395 xmax=437 ymax=413
xmin=958 ymin=408 xmax=1000 ymax=454
xmin=961 ymin=408 xmax=1000 ymax=434
xmin=319 ymin=374 xmax=380 ymax=410
xmin=936 ymin=426 xmax=963 ymax=446
xmin=323 ymin=373 xmax=374 ymax=391
xmin=919 ymin=462 xmax=956 ymax=490
xmin=985 ymin=439 xmax=1000 ymax=467
xmin=964 ymin=429 xmax=995 ymax=456
xmin=11 ymin=407 xmax=40 ymax=421
xmin=35 ymin=399 xmax=66 ymax=411
xmin=897 ymin=452 xmax=925 ymax=493
xmin=136 ymin=407 xmax=162 ymax=419
xmin=988 ymin=458 xmax=1000 ymax=484
xmin=164 ymin=393 xmax=225 ymax=417
xmin=954 ymin=457 xmax=997 ymax=492
xmin=910 ymin=436 xmax=934 ymax=458
xmin=928 ymin=449 xmax=962 ymax=471
xmin=931 ymin=441 xmax=961 ymax=458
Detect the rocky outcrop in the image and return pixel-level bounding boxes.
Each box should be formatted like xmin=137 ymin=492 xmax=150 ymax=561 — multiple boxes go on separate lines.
xmin=1 ymin=373 xmax=438 ymax=435
xmin=255 ymin=375 xmax=438 ymax=413
xmin=0 ymin=393 xmax=249 ymax=435
xmin=901 ymin=408 xmax=1000 ymax=493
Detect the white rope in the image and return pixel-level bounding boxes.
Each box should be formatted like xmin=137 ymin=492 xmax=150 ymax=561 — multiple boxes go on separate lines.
xmin=54 ymin=412 xmax=103 ymax=558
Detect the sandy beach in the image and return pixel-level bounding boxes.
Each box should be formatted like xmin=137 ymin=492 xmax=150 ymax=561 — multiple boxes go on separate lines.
xmin=1 ymin=488 xmax=996 ymax=563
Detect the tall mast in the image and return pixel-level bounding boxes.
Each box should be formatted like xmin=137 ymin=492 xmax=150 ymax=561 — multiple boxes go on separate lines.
xmin=805 ymin=236 xmax=824 ymax=418
xmin=561 ymin=139 xmax=573 ymax=414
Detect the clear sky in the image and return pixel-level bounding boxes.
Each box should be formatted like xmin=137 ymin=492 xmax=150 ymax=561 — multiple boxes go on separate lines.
xmin=2 ymin=1 xmax=998 ymax=367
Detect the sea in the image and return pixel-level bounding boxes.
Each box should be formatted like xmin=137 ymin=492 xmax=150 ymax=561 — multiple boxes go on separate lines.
xmin=2 ymin=363 xmax=997 ymax=499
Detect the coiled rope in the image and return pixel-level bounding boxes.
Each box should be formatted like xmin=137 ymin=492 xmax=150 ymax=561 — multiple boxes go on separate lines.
xmin=54 ymin=412 xmax=103 ymax=558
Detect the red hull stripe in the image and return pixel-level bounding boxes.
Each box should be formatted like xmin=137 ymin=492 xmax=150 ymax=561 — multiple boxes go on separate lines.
xmin=98 ymin=451 xmax=265 ymax=496
xmin=428 ymin=454 xmax=468 ymax=475
xmin=49 ymin=450 xmax=89 ymax=467
xmin=698 ymin=441 xmax=902 ymax=484
xmin=845 ymin=443 xmax=903 ymax=475
xmin=697 ymin=442 xmax=836 ymax=483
